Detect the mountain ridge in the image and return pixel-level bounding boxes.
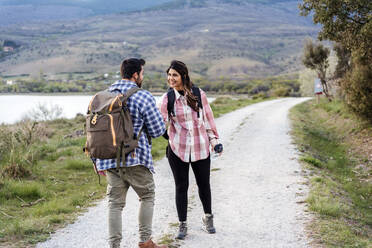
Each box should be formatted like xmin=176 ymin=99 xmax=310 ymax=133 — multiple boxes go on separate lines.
xmin=0 ymin=0 xmax=317 ymax=79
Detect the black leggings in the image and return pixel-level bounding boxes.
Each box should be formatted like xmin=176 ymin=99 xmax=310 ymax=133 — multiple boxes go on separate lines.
xmin=167 ymin=147 xmax=212 ymax=222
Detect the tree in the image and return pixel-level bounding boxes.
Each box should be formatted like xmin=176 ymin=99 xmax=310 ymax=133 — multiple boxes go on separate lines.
xmin=302 ymin=40 xmax=332 ymax=100
xmin=300 ymin=0 xmax=372 ymax=121
xmin=299 ymin=0 xmax=372 ymax=61
xmin=341 ymin=59 xmax=372 ymax=120
xmin=333 ymin=43 xmax=351 ymax=80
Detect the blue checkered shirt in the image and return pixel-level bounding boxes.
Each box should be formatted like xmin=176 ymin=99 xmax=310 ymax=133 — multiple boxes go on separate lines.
xmin=93 ymin=80 xmax=165 ymax=173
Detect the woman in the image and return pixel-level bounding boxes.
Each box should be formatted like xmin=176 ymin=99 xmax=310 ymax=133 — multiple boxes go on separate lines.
xmin=159 ymin=60 xmax=222 ymax=240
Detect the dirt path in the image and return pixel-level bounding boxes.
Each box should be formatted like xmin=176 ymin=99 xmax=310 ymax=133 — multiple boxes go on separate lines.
xmin=37 ymin=97 xmax=312 ymax=248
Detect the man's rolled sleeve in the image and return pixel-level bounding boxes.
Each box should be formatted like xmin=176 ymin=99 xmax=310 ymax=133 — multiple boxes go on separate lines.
xmin=142 ymin=96 xmax=166 ymax=138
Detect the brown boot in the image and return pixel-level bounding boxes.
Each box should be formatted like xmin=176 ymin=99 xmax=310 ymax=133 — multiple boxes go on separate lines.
xmin=138 ymin=239 xmax=168 ymax=248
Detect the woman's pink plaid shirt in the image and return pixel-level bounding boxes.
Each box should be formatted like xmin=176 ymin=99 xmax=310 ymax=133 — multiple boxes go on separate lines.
xmin=159 ymin=88 xmax=219 ymax=162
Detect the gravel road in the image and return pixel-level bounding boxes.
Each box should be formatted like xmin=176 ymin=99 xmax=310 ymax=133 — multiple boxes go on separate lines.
xmin=37 ymin=97 xmax=312 ymax=248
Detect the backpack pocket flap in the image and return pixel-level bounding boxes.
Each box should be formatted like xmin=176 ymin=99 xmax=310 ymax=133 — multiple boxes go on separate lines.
xmin=87 ymin=115 xmax=109 ymax=132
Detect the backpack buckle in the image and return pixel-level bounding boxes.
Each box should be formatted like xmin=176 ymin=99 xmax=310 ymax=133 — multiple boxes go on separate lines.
xmin=91 ymin=114 xmax=98 ymax=125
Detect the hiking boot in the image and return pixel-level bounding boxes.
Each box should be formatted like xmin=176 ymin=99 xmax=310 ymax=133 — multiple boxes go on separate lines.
xmin=175 ymin=221 xmax=187 ymax=240
xmin=138 ymin=239 xmax=168 ymax=248
xmin=202 ymin=214 xmax=216 ymax=234
xmin=109 ymin=242 xmax=120 ymax=248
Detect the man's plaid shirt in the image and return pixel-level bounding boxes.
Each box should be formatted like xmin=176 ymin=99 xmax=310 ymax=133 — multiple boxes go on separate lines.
xmin=94 ymin=80 xmax=165 ymax=173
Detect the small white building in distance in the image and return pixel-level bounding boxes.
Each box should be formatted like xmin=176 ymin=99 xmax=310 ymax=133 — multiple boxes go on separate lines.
xmin=3 ymin=46 xmax=14 ymax=52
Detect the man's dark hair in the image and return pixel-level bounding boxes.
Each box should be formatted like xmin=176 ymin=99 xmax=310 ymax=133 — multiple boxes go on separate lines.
xmin=120 ymin=58 xmax=145 ymax=79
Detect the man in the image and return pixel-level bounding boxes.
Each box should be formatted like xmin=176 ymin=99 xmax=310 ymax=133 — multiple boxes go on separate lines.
xmin=94 ymin=58 xmax=167 ymax=248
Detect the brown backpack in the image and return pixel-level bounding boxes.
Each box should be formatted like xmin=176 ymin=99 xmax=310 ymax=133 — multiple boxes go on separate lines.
xmin=84 ymin=87 xmax=143 ymax=169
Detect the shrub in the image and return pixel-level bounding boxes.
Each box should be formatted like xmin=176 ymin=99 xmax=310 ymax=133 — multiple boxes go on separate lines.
xmin=0 ymin=121 xmax=48 ymax=160
xmin=0 ymin=126 xmax=13 ymax=162
xmin=252 ymin=92 xmax=268 ymax=99
xmin=272 ymin=86 xmax=290 ymax=97
xmin=1 ymin=163 xmax=31 ymax=179
xmin=250 ymin=84 xmax=270 ymax=95
xmin=26 ymin=103 xmax=63 ymax=121
xmin=341 ymin=61 xmax=372 ymax=122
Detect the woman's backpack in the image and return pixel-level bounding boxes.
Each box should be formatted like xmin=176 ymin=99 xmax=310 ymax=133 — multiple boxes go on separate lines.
xmin=167 ymin=86 xmax=203 ymax=118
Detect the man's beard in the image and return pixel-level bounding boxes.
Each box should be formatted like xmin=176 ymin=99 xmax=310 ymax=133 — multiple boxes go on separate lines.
xmin=136 ymin=77 xmax=142 ymax=88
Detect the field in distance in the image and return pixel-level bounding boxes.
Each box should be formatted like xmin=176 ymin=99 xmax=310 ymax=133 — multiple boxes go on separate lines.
xmin=0 ymin=0 xmax=317 ymax=80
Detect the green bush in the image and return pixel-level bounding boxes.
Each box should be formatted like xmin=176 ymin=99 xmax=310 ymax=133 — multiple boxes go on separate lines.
xmin=1 ymin=162 xmax=31 ymax=179
xmin=341 ymin=61 xmax=372 ymax=122
xmin=252 ymin=92 xmax=268 ymax=99
xmin=272 ymin=86 xmax=290 ymax=97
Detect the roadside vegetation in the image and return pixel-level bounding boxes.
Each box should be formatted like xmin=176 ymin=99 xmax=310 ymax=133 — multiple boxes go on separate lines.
xmin=290 ymin=98 xmax=371 ymax=247
xmin=0 ymin=95 xmax=269 ymax=247
xmin=0 ymin=74 xmax=300 ymax=98
xmin=300 ymin=0 xmax=372 ymax=122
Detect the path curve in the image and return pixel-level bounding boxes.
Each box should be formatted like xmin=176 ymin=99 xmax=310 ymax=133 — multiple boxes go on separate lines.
xmin=37 ymin=97 xmax=312 ymax=248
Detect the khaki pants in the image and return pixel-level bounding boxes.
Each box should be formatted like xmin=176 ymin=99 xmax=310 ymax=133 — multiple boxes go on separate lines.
xmin=106 ymin=165 xmax=155 ymax=247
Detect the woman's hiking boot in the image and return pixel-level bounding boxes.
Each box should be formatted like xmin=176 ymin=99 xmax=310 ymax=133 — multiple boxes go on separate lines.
xmin=202 ymin=214 xmax=216 ymax=234
xmin=175 ymin=221 xmax=187 ymax=240
xmin=109 ymin=241 xmax=120 ymax=248
xmin=138 ymin=239 xmax=168 ymax=248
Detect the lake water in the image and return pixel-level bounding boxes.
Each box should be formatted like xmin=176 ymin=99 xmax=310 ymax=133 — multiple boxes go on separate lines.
xmin=0 ymin=94 xmax=214 ymax=124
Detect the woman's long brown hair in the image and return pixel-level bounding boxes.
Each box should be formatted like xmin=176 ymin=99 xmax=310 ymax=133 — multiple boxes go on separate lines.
xmin=166 ymin=60 xmax=199 ymax=112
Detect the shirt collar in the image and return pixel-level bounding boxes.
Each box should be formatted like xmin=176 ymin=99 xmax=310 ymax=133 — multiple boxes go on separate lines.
xmin=174 ymin=88 xmax=184 ymax=100
xmin=110 ymin=79 xmax=138 ymax=90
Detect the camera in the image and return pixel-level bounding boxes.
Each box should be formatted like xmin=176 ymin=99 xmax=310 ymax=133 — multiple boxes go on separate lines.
xmin=214 ymin=143 xmax=223 ymax=153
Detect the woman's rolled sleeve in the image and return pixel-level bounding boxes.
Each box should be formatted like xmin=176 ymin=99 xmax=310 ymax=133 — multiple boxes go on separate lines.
xmin=200 ymin=90 xmax=219 ymax=146
xmin=158 ymin=93 xmax=169 ymax=125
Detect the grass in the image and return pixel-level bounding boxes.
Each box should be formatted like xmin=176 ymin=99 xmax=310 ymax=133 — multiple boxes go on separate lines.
xmin=157 ymin=233 xmax=180 ymax=248
xmin=0 ymin=117 xmax=106 ymax=247
xmin=0 ymin=180 xmax=43 ymax=201
xmin=290 ymin=98 xmax=372 ymax=247
xmin=0 ymin=95 xmax=271 ymax=247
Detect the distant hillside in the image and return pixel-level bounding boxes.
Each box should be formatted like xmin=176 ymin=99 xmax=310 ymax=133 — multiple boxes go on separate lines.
xmin=0 ymin=0 xmax=171 ymax=25
xmin=0 ymin=0 xmax=296 ymax=25
xmin=144 ymin=0 xmax=293 ymax=11
xmin=0 ymin=0 xmax=317 ymax=79
xmin=0 ymin=0 xmax=171 ymax=15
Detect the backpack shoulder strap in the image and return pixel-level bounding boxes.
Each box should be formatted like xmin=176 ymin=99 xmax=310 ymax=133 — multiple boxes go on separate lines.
xmin=122 ymin=87 xmax=142 ymax=103
xmin=191 ymin=85 xmax=203 ymax=110
xmin=167 ymin=88 xmax=176 ymax=118
xmin=191 ymin=85 xmax=203 ymax=118
xmin=120 ymin=86 xmax=147 ymax=142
